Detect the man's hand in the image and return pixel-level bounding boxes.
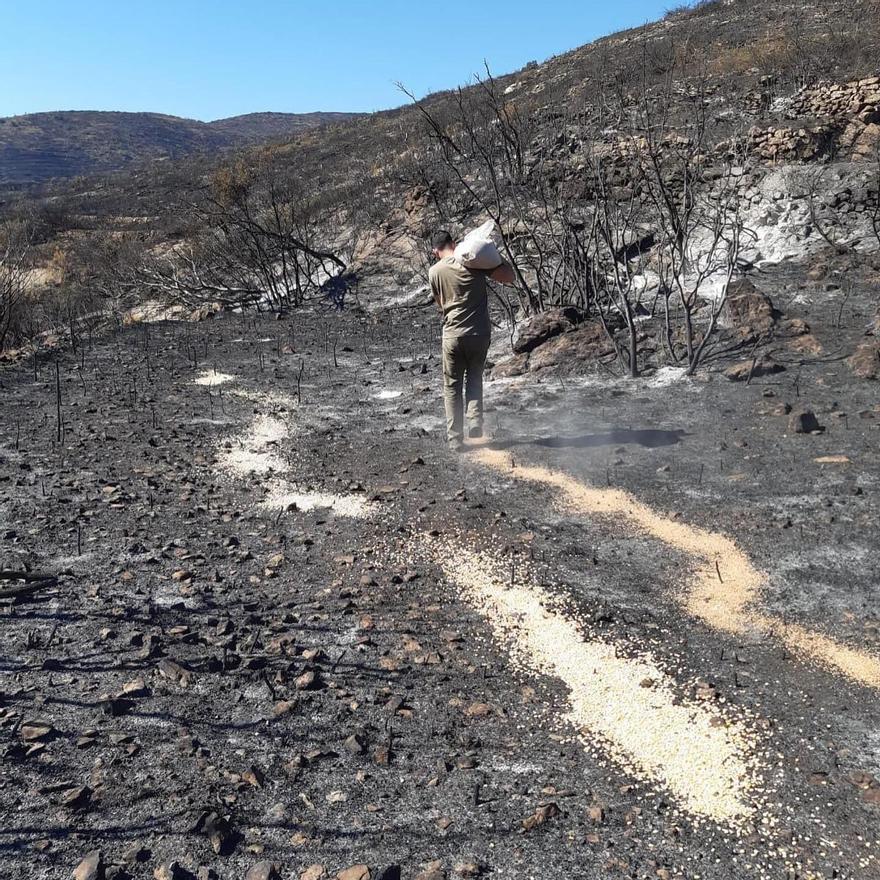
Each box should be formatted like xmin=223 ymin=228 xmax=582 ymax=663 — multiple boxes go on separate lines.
xmin=489 ymin=261 xmax=516 ymax=285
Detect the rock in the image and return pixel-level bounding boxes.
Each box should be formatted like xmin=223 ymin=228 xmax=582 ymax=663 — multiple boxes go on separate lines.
xmin=300 ymin=868 xmax=327 ymax=880
xmin=724 ymin=279 xmax=779 ymax=341
xmin=245 ymin=862 xmax=280 ymax=880
xmin=724 ymin=357 xmax=785 ymax=381
xmin=453 ymin=864 xmax=482 ymax=877
xmin=192 ymin=811 xmax=236 ymax=855
xmin=521 ymin=802 xmax=560 ymax=831
xmin=122 ymin=843 xmax=151 ymax=865
xmin=848 ymin=339 xmax=880 ymax=379
xmin=120 ymin=676 xmax=149 ymax=698
xmin=344 ymin=733 xmax=367 ymax=755
xmin=463 ymin=702 xmax=492 ymax=718
xmin=61 ymin=786 xmax=93 ymax=811
xmin=154 ymin=863 xmax=195 ymax=880
xmin=20 ymin=721 xmax=55 ymax=741
xmin=413 ymin=861 xmax=445 ymax=880
xmin=73 ymin=850 xmax=105 ymax=880
xmin=786 ymin=332 xmax=823 ymax=355
xmin=512 ymin=307 xmax=582 ymax=354
xmin=157 ymin=659 xmax=190 ymax=685
xmin=242 ymin=765 xmax=266 ymax=788
xmin=336 ymin=867 xmax=370 ymax=880
xmin=527 ymin=322 xmax=612 ymax=373
xmin=295 ymin=669 xmax=320 ymax=690
xmin=788 ymin=409 xmax=823 ymax=434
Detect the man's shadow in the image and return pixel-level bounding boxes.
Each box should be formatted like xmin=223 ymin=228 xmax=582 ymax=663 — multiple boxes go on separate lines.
xmin=490 ymin=427 xmax=686 ymax=451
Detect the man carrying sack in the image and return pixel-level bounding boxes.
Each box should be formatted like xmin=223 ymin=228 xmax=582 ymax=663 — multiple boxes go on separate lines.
xmin=428 ymin=227 xmax=515 ymax=452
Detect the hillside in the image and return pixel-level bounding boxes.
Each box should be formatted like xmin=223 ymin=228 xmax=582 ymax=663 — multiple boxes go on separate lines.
xmin=0 ymin=109 xmax=361 ymax=186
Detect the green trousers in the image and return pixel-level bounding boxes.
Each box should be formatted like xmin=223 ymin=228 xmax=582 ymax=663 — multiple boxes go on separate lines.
xmin=442 ymin=334 xmax=490 ymax=444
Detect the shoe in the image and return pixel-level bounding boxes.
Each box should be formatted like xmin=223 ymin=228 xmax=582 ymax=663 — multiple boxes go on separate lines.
xmin=468 ymin=426 xmax=484 ymax=439
xmin=448 ymin=440 xmax=465 ymax=453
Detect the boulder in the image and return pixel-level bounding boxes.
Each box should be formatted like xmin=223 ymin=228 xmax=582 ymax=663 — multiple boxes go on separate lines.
xmin=512 ymin=306 xmax=582 ymax=354
xmin=724 ymin=279 xmax=780 ymax=341
xmin=528 ymin=322 xmax=612 ymax=372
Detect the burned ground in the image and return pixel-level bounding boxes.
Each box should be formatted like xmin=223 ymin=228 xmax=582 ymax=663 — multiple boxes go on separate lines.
xmin=1 ymin=263 xmax=879 ymax=880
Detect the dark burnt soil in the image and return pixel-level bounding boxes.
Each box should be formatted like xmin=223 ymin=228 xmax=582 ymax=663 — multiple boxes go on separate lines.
xmin=1 ymin=267 xmax=879 ymax=880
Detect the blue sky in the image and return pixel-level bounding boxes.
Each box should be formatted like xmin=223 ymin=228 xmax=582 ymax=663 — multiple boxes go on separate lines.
xmin=2 ymin=1 xmax=674 ymax=120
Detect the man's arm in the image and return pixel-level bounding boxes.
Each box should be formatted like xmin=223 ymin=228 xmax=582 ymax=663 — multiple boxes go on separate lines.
xmin=428 ymin=268 xmax=442 ymax=312
xmin=489 ymin=261 xmax=516 ymax=285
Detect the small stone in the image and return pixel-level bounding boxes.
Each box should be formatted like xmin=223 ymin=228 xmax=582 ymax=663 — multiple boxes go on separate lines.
xmin=154 ymin=862 xmax=194 ymax=880
xmin=121 ymin=676 xmax=149 ymax=697
xmin=521 ymin=802 xmax=560 ymax=831
xmin=463 ymin=702 xmax=491 ymax=718
xmin=336 ymin=867 xmax=370 ymax=880
xmin=295 ymin=670 xmax=320 ymax=690
xmin=61 ymin=786 xmax=93 ymax=811
xmin=300 ymin=867 xmax=326 ymax=880
xmin=20 ymin=721 xmax=54 ymax=741
xmin=344 ymin=733 xmax=367 ymax=755
xmin=245 ymin=862 xmax=280 ymax=880
xmin=73 ymin=850 xmax=104 ymax=880
xmin=122 ymin=843 xmax=151 ymax=865
xmin=414 ymin=860 xmax=446 ymax=880
xmin=242 ymin=765 xmax=265 ymax=788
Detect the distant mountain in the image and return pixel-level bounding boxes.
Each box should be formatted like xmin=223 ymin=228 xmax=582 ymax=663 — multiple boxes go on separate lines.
xmin=0 ymin=110 xmax=361 ymax=186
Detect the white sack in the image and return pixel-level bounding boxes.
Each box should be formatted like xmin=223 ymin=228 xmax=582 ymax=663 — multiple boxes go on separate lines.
xmin=454 ymin=219 xmax=503 ymax=270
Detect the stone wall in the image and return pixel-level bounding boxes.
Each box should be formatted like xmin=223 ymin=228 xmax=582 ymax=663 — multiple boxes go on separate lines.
xmin=749 ymin=75 xmax=880 ymax=162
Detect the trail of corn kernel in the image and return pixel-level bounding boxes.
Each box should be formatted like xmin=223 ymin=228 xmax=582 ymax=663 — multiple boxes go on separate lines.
xmin=472 ymin=448 xmax=880 ymax=689
xmin=426 ymin=536 xmax=759 ymax=823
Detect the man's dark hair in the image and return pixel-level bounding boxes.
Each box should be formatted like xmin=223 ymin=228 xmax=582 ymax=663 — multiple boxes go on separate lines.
xmin=431 ymin=230 xmax=454 ymax=251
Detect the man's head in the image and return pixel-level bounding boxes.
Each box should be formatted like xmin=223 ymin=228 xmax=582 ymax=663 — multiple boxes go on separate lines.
xmin=431 ymin=230 xmax=456 ymax=260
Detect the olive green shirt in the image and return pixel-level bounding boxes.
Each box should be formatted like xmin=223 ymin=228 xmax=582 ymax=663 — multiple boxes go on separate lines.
xmin=429 ymin=257 xmax=491 ymax=339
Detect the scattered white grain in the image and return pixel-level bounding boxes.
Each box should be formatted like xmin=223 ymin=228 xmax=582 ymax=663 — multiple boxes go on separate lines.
xmin=260 ymin=480 xmax=374 ymax=519
xmin=194 ymin=370 xmax=235 ymax=387
xmin=428 ymin=536 xmax=759 ymax=823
